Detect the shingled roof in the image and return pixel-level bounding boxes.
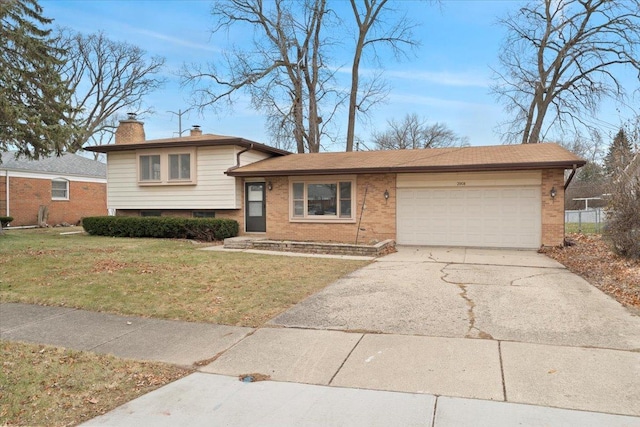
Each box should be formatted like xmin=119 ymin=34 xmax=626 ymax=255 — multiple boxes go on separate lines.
xmin=0 ymin=151 xmax=106 ymax=178
xmin=227 ymin=143 xmax=586 ymax=177
xmin=85 ymin=133 xmax=290 ymax=156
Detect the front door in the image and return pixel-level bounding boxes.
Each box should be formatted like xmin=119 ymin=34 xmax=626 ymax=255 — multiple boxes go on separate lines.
xmin=245 ymin=182 xmax=266 ymax=232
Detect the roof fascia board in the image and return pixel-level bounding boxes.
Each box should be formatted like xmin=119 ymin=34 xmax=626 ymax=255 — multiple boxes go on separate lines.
xmin=226 ymin=160 xmax=587 ymax=177
xmin=85 ymin=138 xmax=289 ymax=156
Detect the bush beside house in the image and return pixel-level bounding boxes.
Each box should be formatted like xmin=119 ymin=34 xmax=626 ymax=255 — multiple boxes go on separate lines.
xmin=82 ymin=216 xmax=238 ymax=241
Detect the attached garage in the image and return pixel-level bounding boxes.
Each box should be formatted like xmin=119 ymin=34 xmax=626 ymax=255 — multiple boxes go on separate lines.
xmin=227 ymin=143 xmax=586 ymax=248
xmin=396 ymin=172 xmax=542 ymax=249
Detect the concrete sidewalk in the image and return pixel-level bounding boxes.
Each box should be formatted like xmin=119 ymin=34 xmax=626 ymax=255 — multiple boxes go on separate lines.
xmin=2 ymin=302 xmax=639 ymax=426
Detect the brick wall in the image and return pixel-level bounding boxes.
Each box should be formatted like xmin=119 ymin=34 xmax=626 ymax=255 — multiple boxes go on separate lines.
xmin=114 ymin=169 xmax=567 ymax=247
xmin=541 ymin=169 xmax=565 ymax=247
xmin=258 ymin=174 xmax=396 ymax=244
xmin=5 ymin=177 xmax=107 ymax=226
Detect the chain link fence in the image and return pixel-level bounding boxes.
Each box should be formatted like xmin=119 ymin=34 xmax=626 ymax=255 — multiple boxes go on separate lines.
xmin=565 ymin=208 xmax=606 ymax=234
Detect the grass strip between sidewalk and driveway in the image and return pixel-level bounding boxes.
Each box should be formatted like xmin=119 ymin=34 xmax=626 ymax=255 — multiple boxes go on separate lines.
xmin=0 ymin=227 xmax=370 ymax=327
xmin=0 ymin=340 xmax=190 ymax=426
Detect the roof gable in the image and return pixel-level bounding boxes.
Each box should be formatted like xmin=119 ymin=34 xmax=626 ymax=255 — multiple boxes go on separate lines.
xmin=227 ymin=143 xmax=586 ymax=177
xmin=0 ymin=151 xmax=106 ymax=178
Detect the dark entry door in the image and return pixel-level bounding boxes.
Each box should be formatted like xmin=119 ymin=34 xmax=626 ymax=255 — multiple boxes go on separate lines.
xmin=245 ymin=182 xmax=266 ymax=232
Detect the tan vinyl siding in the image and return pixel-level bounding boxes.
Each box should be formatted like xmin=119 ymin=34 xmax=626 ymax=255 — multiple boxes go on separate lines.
xmin=235 ymin=148 xmax=271 ymax=207
xmin=107 ymin=147 xmax=246 ymax=209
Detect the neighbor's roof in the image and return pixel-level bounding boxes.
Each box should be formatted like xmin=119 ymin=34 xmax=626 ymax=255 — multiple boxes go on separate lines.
xmin=85 ymin=133 xmax=290 ymax=156
xmin=227 ymin=143 xmax=586 ymax=177
xmin=0 ymin=151 xmax=106 ymax=178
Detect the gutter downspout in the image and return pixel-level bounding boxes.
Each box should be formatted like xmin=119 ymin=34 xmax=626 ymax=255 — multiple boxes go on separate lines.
xmin=564 ymin=164 xmax=578 ymax=190
xmin=226 ymin=144 xmax=255 ymax=215
xmin=227 ymin=144 xmax=254 ymax=173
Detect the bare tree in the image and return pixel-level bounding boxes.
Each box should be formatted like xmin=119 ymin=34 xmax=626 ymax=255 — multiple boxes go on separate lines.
xmin=182 ymin=0 xmax=340 ymax=153
xmin=56 ymin=30 xmax=165 ymax=152
xmin=345 ymin=0 xmax=418 ymax=152
xmin=372 ymin=113 xmax=468 ymax=150
xmin=492 ymin=0 xmax=640 ymax=145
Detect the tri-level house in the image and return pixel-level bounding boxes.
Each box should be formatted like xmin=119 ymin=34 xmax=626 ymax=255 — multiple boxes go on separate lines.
xmin=88 ymin=117 xmax=586 ymax=249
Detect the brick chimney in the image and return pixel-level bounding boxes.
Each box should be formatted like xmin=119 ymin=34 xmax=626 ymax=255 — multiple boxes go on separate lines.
xmin=190 ymin=125 xmax=202 ymax=137
xmin=115 ymin=113 xmax=145 ymax=144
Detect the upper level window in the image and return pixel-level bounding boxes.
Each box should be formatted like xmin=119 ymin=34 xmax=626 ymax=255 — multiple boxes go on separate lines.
xmin=291 ymin=178 xmax=354 ymax=221
xmin=169 ymin=154 xmax=191 ymax=180
xmin=137 ymin=149 xmax=196 ymax=186
xmin=140 ymin=155 xmax=161 ymax=181
xmin=52 ymin=179 xmax=69 ymax=200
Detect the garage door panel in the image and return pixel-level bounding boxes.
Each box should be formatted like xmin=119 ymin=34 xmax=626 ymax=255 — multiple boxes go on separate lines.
xmin=397 ymin=186 xmax=541 ymax=249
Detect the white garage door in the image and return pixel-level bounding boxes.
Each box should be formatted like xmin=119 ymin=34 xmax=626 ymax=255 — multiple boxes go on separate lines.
xmin=397 ymin=186 xmax=541 ymax=249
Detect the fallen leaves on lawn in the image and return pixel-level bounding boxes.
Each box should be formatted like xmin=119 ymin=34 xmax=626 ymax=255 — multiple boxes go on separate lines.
xmin=543 ymin=234 xmax=640 ymax=310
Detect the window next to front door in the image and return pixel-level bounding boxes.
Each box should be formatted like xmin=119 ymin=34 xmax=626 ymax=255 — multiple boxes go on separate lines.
xmin=245 ymin=182 xmax=266 ymax=232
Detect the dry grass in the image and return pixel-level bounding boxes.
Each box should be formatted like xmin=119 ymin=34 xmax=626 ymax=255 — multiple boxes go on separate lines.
xmin=0 ymin=340 xmax=190 ymax=427
xmin=0 ymin=227 xmax=369 ymax=327
xmin=0 ymin=228 xmax=370 ymax=425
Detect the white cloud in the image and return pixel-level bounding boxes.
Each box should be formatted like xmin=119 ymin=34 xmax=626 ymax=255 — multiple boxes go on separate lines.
xmin=331 ymin=66 xmax=490 ymax=88
xmin=132 ymin=28 xmax=220 ymax=53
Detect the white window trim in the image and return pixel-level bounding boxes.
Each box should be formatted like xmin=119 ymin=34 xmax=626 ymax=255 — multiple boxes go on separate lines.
xmin=289 ymin=176 xmax=356 ymax=223
xmin=136 ymin=148 xmax=197 ymax=186
xmin=52 ymin=178 xmax=69 ymax=201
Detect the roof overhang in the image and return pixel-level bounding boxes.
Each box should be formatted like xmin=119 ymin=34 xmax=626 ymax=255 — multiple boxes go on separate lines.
xmin=226 ymin=160 xmax=586 ymax=177
xmin=85 ymin=138 xmax=290 ymax=156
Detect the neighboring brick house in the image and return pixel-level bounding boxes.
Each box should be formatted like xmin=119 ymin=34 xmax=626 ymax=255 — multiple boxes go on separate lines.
xmin=88 ymin=117 xmax=586 ymax=249
xmin=0 ymin=151 xmax=107 ymax=227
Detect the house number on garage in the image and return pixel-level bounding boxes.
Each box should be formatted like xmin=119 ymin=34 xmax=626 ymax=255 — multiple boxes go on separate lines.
xmin=457 ymin=182 xmax=466 ymax=186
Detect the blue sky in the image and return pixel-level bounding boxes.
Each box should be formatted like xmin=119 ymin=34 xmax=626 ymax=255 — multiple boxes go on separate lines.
xmin=41 ymin=0 xmax=636 ymax=151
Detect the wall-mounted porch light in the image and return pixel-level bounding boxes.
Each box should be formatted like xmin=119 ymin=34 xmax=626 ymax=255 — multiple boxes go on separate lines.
xmin=550 ymin=186 xmax=557 ymax=199
xmin=384 ymin=189 xmax=389 ymax=200
xmin=267 ymin=181 xmax=273 ymax=191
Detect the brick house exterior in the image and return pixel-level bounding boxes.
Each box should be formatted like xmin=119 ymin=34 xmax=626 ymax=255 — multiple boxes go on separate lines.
xmin=88 ymin=119 xmax=585 ymax=249
xmin=0 ymin=152 xmax=107 ymax=227
xmin=229 ymin=145 xmax=585 ymax=249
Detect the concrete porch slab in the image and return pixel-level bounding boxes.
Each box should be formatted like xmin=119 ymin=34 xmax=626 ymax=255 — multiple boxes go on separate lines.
xmin=200 ymin=328 xmax=362 ymax=385
xmin=501 ymin=342 xmax=640 ymax=416
xmin=331 ymin=334 xmax=504 ymax=401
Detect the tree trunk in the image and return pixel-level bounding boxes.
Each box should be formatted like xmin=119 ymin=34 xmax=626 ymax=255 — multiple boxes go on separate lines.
xmin=345 ymin=42 xmax=363 ymax=152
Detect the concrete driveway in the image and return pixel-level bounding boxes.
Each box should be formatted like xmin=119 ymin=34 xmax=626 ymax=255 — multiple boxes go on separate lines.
xmin=269 ymin=246 xmax=640 ymax=351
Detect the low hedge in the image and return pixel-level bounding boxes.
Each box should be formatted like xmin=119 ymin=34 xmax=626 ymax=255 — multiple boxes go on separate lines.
xmin=82 ymin=216 xmax=238 ymax=241
xmin=0 ymin=216 xmax=13 ymax=227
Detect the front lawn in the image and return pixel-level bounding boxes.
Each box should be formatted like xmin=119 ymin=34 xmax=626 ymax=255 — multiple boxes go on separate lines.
xmin=0 ymin=341 xmax=189 ymax=426
xmin=0 ymin=227 xmax=369 ymax=327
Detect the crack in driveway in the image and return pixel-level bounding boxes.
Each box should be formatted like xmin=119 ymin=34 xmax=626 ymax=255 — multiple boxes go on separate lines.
xmin=440 ymin=264 xmax=494 ymax=340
